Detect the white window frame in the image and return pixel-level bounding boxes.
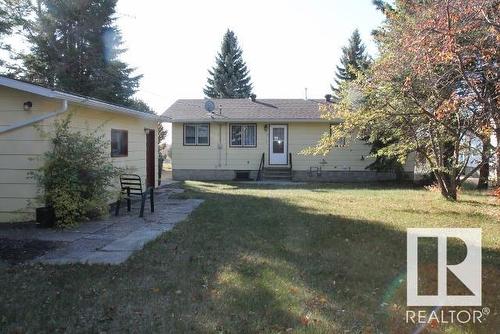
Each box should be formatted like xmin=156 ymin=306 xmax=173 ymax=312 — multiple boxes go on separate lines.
xmin=183 ymin=123 xmax=210 ymax=146
xmin=229 ymin=124 xmax=257 ymax=148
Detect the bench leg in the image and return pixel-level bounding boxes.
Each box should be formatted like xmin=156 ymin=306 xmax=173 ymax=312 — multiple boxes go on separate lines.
xmin=140 ymin=194 xmax=146 ymax=218
xmin=150 ymin=187 xmax=154 ymax=213
xmin=115 ymin=199 xmax=120 ymax=216
xmin=126 ymin=188 xmax=131 ymax=212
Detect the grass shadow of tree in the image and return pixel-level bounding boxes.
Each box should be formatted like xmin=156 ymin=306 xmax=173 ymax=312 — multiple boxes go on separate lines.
xmin=175 ymin=182 xmax=499 ymax=333
xmin=0 ymin=181 xmax=498 ymax=333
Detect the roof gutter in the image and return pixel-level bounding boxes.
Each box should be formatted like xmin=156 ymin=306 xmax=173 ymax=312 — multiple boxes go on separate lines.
xmin=54 ymin=92 xmax=163 ymax=121
xmin=0 ymin=76 xmax=165 ymax=122
xmin=0 ymin=99 xmax=69 ymax=135
xmin=165 ymin=118 xmax=339 ymax=123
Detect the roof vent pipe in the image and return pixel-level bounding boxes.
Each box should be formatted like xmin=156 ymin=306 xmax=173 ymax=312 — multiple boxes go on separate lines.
xmin=250 ymin=94 xmax=256 ymax=102
xmin=304 ymin=88 xmax=308 ymax=100
xmin=325 ymin=94 xmax=332 ymax=102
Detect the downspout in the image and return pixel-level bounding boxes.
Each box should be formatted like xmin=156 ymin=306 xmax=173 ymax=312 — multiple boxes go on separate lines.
xmin=0 ymin=99 xmax=69 ymax=135
xmin=225 ymin=122 xmax=228 ymax=166
xmin=218 ymin=123 xmax=222 ymax=168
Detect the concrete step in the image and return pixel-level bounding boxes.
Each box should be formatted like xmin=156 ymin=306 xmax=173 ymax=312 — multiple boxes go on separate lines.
xmin=260 ymin=167 xmax=292 ymax=181
xmin=263 ymin=170 xmax=291 ymax=174
xmin=263 ymin=171 xmax=292 ymax=176
xmin=263 ymin=172 xmax=292 ymax=177
xmin=262 ymin=178 xmax=292 ymax=182
xmin=262 ymin=170 xmax=292 ymax=181
xmin=264 ymin=167 xmax=290 ymax=172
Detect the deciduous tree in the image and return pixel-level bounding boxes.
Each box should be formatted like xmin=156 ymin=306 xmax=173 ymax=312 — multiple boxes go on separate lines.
xmin=305 ymin=0 xmax=499 ymax=200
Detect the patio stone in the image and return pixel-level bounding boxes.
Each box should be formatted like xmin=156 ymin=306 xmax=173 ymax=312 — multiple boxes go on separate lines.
xmin=83 ymin=250 xmax=134 ymax=265
xmin=28 ymin=230 xmax=85 ymax=242
xmin=66 ymin=221 xmax=113 ymax=234
xmin=153 ymin=212 xmax=189 ymax=225
xmin=34 ymin=238 xmax=110 ymax=262
xmin=101 ymin=228 xmax=162 ymax=251
xmin=3 ymin=185 xmax=203 ymax=265
xmin=40 ymin=256 xmax=85 ymax=265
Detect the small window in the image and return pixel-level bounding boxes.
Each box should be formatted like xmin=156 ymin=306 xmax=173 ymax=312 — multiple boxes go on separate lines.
xmin=184 ymin=123 xmax=210 ymax=146
xmin=330 ymin=124 xmax=346 ymax=148
xmin=230 ymin=124 xmax=257 ymax=147
xmin=111 ymin=129 xmax=128 ymax=157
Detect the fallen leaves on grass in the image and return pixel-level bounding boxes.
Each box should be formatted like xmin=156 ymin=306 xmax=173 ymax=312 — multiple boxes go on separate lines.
xmin=299 ymin=313 xmax=311 ymax=325
xmin=492 ymin=187 xmax=500 ymax=200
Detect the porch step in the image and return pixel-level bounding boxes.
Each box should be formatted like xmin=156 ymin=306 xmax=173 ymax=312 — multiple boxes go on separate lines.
xmin=262 ymin=167 xmax=292 ymax=181
xmin=264 ymin=167 xmax=290 ymax=172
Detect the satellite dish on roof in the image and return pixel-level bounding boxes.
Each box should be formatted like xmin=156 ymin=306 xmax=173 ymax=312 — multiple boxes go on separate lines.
xmin=204 ymin=100 xmax=215 ymax=113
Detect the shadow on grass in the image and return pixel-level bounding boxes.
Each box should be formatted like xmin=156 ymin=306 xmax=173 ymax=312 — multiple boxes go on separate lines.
xmin=0 ymin=181 xmax=498 ymax=333
xmin=177 ymin=182 xmax=500 ymax=333
xmin=394 ymin=208 xmax=493 ymax=221
xmin=226 ymin=180 xmax=422 ymax=191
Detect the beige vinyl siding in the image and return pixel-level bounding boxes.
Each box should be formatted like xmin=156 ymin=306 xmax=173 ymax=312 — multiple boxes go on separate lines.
xmin=172 ymin=122 xmax=378 ymax=171
xmin=288 ymin=123 xmax=375 ymax=171
xmin=0 ymin=86 xmax=157 ymax=223
xmin=172 ymin=122 xmax=264 ymax=171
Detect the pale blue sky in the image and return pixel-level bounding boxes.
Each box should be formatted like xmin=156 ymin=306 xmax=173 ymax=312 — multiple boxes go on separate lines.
xmin=116 ymin=0 xmax=384 ymax=114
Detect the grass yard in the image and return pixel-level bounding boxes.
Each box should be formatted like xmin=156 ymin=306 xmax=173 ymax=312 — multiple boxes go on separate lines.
xmin=0 ymin=182 xmax=498 ymax=333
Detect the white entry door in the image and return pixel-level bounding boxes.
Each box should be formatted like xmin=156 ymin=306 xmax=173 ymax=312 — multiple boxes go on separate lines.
xmin=269 ymin=125 xmax=288 ymax=165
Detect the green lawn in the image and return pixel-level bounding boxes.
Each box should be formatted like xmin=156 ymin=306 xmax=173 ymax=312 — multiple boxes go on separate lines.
xmin=0 ymin=182 xmax=498 ymax=333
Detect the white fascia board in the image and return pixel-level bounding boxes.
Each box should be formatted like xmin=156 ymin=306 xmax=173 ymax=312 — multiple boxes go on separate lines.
xmin=0 ymin=76 xmax=165 ymax=122
xmin=0 ymin=76 xmax=57 ymax=98
xmin=53 ymin=92 xmax=163 ymax=121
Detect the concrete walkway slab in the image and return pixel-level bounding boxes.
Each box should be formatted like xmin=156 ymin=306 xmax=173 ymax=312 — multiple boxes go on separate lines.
xmin=1 ymin=185 xmax=203 ymax=265
xmin=83 ymin=250 xmax=134 ymax=265
xmin=101 ymin=228 xmax=161 ymax=251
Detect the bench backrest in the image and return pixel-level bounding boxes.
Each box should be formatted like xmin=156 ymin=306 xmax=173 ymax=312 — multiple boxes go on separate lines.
xmin=119 ymin=174 xmax=143 ymax=196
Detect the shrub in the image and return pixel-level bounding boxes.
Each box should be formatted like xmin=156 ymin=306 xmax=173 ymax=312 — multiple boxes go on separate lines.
xmin=32 ymin=115 xmax=121 ymax=227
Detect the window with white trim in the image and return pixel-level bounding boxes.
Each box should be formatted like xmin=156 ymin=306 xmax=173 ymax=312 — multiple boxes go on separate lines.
xmin=230 ymin=124 xmax=257 ymax=147
xmin=184 ymin=123 xmax=209 ymax=146
xmin=111 ymin=129 xmax=128 ymax=157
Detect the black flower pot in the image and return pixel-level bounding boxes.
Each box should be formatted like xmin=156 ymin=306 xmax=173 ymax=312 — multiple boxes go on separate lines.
xmin=36 ymin=206 xmax=55 ymax=228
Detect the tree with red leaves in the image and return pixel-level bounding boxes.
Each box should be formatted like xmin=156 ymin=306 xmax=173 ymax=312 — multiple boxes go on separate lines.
xmin=306 ymin=0 xmax=499 ymax=200
xmin=390 ymin=0 xmax=499 ymax=189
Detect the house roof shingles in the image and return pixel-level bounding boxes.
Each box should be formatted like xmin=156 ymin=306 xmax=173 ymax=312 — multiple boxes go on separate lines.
xmin=162 ymin=99 xmax=334 ymax=122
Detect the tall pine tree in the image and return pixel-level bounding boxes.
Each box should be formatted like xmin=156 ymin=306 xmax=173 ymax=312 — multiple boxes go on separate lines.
xmin=0 ymin=3 xmax=12 ymax=68
xmin=0 ymin=0 xmax=29 ymax=69
xmin=204 ymin=29 xmax=253 ymax=98
xmin=19 ymin=0 xmax=140 ymax=106
xmin=331 ymin=29 xmax=370 ymax=100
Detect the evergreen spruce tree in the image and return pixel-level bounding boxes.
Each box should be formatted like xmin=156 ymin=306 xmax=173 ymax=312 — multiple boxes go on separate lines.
xmin=204 ymin=29 xmax=253 ymax=98
xmin=19 ymin=0 xmax=141 ymax=106
xmin=0 ymin=4 xmax=12 ymax=68
xmin=0 ymin=0 xmax=29 ymax=69
xmin=331 ymin=29 xmax=370 ymax=100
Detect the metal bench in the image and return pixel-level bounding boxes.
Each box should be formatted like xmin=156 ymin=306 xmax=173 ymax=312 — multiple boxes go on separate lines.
xmin=115 ymin=174 xmax=154 ymax=218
